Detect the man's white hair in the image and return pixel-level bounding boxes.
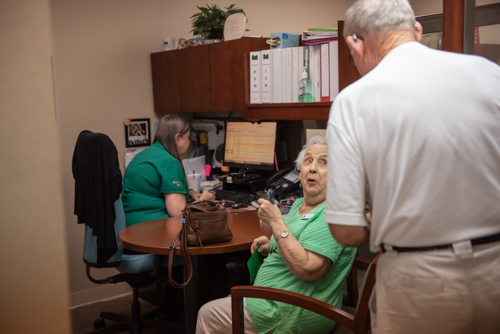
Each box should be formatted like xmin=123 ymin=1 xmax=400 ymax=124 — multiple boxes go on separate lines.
xmin=344 ymin=0 xmax=416 ymax=39
xmin=295 ymin=135 xmax=327 ymax=170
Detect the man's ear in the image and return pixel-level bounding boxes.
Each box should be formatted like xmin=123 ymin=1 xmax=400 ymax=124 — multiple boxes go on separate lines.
xmin=414 ymin=21 xmax=423 ymax=42
xmin=346 ymin=35 xmax=365 ymax=64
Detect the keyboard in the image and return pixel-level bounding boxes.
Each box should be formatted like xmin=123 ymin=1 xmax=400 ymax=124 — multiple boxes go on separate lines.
xmin=214 ymin=189 xmax=259 ymax=204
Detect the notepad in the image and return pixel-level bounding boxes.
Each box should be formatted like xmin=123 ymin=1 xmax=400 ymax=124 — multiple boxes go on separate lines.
xmin=247 ymin=243 xmax=264 ymax=283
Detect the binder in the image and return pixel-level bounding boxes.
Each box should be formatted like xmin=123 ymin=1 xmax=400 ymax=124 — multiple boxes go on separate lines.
xmin=261 ymin=50 xmax=273 ymax=103
xmin=292 ymin=47 xmax=299 ymax=103
xmin=320 ymin=43 xmax=330 ymax=102
xmin=329 ymin=41 xmax=339 ymax=101
xmin=249 ymin=51 xmax=262 ymax=104
xmin=272 ymin=49 xmax=283 ymax=103
xmin=282 ymin=48 xmax=292 ymax=103
xmin=298 ymin=46 xmax=304 ymax=76
xmin=309 ymin=45 xmax=321 ymax=102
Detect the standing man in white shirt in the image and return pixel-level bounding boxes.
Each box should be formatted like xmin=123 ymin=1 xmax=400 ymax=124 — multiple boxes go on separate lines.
xmin=325 ymin=0 xmax=500 ymax=333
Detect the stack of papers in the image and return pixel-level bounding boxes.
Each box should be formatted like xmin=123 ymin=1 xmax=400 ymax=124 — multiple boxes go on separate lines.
xmin=302 ymin=28 xmax=338 ymax=45
xmin=200 ymin=180 xmax=222 ymax=191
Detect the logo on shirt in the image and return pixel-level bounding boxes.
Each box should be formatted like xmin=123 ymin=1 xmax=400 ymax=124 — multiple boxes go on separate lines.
xmin=173 ymin=180 xmax=183 ymax=187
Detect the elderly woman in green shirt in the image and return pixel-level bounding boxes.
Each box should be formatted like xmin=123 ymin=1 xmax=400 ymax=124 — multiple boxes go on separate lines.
xmin=196 ymin=136 xmax=356 ymax=334
xmin=122 ymin=114 xmax=214 ymax=227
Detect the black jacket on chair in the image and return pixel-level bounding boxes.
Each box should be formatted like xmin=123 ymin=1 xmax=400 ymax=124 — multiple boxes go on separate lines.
xmin=73 ymin=130 xmax=122 ymax=266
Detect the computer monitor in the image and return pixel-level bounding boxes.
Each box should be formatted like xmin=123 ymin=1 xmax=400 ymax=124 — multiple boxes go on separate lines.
xmin=223 ymin=121 xmax=277 ymax=171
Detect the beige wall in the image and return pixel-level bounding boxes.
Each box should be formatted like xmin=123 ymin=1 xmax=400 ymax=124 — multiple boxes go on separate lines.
xmin=0 ymin=0 xmax=71 ymax=332
xmin=50 ymin=0 xmax=442 ymax=305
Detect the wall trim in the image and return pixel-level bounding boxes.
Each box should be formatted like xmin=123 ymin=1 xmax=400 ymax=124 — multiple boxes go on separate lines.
xmin=70 ymin=282 xmax=132 ymax=309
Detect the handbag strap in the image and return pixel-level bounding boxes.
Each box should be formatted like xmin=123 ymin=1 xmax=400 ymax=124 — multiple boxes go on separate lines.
xmin=168 ymin=213 xmax=193 ymax=288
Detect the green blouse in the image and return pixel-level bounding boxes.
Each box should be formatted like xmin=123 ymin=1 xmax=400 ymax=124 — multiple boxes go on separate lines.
xmin=247 ymin=197 xmax=356 ymax=334
xmin=122 ymin=141 xmax=189 ymax=226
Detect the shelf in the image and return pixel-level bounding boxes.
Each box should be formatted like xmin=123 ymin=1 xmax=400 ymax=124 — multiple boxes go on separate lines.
xmin=244 ymin=102 xmax=332 ymax=120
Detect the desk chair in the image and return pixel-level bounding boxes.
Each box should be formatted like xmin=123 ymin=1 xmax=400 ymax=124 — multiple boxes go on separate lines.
xmin=74 ymin=131 xmax=183 ymax=334
xmin=231 ymin=254 xmax=380 ymax=334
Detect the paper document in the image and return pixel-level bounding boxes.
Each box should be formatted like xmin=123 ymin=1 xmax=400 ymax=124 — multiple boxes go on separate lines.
xmin=247 ymin=243 xmax=263 ymax=283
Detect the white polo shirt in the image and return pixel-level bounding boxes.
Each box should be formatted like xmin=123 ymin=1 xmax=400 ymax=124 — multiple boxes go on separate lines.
xmin=325 ymin=42 xmax=500 ymax=252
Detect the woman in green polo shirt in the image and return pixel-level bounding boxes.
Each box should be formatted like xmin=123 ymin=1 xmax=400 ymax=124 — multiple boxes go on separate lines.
xmin=196 ymin=136 xmax=357 ymax=334
xmin=122 ymin=114 xmax=214 ymax=227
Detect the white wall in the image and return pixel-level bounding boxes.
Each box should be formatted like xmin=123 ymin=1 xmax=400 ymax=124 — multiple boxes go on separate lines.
xmin=50 ymin=0 xmax=442 ymax=306
xmin=0 ymin=0 xmax=71 ymax=332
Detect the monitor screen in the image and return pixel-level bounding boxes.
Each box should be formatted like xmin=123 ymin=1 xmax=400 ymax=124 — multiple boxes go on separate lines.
xmin=223 ymin=121 xmax=277 ymax=171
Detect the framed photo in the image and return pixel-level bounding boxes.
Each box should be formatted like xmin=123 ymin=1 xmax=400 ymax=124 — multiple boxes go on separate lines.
xmin=125 ymin=118 xmax=151 ymax=148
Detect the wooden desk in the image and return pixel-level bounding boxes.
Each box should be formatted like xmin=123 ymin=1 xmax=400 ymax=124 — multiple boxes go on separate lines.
xmin=118 ymin=211 xmax=272 ymax=334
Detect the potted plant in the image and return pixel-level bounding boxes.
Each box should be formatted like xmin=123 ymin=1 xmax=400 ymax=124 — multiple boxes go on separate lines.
xmin=190 ymin=4 xmax=247 ymax=40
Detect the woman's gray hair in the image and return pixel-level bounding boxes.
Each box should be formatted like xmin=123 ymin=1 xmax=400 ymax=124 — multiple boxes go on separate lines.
xmin=343 ymin=0 xmax=416 ymax=39
xmin=295 ymin=135 xmax=327 ymax=170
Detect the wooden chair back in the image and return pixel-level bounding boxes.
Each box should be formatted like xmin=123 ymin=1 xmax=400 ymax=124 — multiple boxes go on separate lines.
xmin=231 ymin=253 xmax=380 ymax=334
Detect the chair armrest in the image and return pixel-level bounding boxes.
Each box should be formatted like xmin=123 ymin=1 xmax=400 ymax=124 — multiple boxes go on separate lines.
xmin=353 ymin=257 xmax=371 ymax=271
xmin=231 ymin=286 xmax=355 ymax=334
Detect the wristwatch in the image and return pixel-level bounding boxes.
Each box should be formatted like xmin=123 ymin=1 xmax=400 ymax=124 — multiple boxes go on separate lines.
xmin=276 ymin=231 xmax=291 ymax=243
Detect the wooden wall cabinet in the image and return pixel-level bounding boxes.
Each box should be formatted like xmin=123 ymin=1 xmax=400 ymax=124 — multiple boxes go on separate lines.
xmin=151 ymin=50 xmax=182 ymax=113
xmin=244 ymin=21 xmax=358 ymax=121
xmin=151 ymin=37 xmax=268 ymax=113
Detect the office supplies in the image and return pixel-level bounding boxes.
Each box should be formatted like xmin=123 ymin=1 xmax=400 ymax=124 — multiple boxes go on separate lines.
xmin=302 ymin=28 xmax=338 ymax=40
xmin=247 ymin=243 xmax=263 ymax=283
xmin=214 ymin=189 xmax=259 ymax=204
xmin=272 ymin=49 xmax=283 ymax=103
xmin=292 ymin=47 xmax=299 ymax=103
xmin=249 ymin=51 xmax=262 ymax=104
xmin=282 ymin=47 xmax=292 ymax=103
xmin=223 ymin=121 xmax=277 ymax=171
xmin=298 ymin=46 xmax=304 ymax=93
xmin=329 ymin=40 xmax=339 ymax=101
xmin=261 ymin=49 xmax=273 ymax=103
xmin=311 ymin=45 xmax=321 ymax=102
xmin=200 ymin=180 xmax=222 ymax=191
xmin=320 ymin=43 xmax=330 ymax=102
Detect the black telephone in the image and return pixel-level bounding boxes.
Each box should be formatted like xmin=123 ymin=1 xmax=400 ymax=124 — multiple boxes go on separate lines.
xmin=267 ymin=166 xmax=301 ymax=198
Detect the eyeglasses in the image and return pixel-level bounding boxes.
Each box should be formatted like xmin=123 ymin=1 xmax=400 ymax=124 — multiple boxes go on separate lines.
xmin=348 ymin=34 xmax=365 ymax=67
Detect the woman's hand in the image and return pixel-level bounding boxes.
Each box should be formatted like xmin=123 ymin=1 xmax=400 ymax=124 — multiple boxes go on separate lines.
xmin=189 ymin=189 xmax=215 ymax=202
xmin=257 ymin=198 xmax=283 ymax=227
xmin=199 ymin=189 xmax=215 ymax=201
xmin=251 ymin=236 xmax=270 ymax=256
xmin=190 ymin=190 xmax=201 ymax=201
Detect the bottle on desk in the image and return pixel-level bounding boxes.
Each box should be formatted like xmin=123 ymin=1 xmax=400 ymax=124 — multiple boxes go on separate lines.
xmin=298 ymin=67 xmax=313 ymax=103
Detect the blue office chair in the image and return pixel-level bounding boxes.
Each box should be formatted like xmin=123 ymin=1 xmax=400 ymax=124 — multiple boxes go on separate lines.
xmin=74 ymin=130 xmax=183 ymax=334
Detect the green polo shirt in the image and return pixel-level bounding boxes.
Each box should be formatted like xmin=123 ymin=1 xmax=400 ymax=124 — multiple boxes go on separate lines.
xmin=122 ymin=141 xmax=189 ymax=226
xmin=247 ymin=198 xmax=356 ymax=334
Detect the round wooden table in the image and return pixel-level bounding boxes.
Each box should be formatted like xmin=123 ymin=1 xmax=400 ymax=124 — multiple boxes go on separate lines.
xmin=118 ymin=211 xmax=272 ymax=255
xmin=118 ymin=211 xmax=272 ymax=334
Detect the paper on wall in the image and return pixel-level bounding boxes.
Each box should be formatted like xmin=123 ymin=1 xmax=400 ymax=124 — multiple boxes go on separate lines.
xmin=207 ymin=130 xmax=224 ymax=150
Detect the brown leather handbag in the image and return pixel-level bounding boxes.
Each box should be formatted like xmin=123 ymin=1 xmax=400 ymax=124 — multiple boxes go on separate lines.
xmin=168 ymin=200 xmax=232 ymax=288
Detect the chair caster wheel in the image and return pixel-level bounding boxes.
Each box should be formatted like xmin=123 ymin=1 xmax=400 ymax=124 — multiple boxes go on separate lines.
xmin=93 ymin=318 xmax=106 ymax=329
